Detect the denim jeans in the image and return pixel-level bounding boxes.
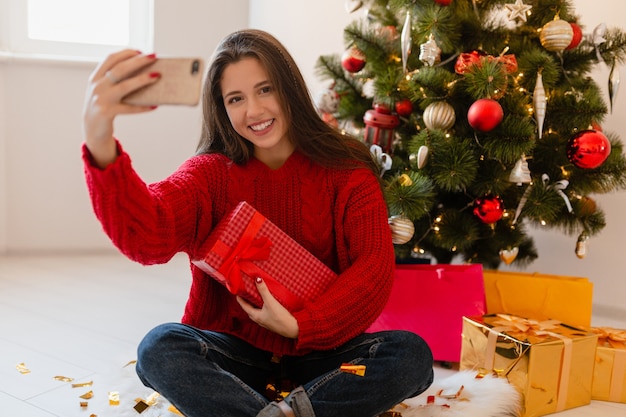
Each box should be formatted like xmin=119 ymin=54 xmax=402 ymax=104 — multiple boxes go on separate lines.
xmin=136 ymin=323 xmax=433 ymax=417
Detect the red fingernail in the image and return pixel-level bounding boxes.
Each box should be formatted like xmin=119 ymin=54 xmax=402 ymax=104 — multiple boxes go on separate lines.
xmin=149 ymin=72 xmax=161 ymax=78
xmin=150 ymin=105 xmax=158 ymax=110
xmin=256 ymin=277 xmax=263 ymax=284
xmin=146 ymin=53 xmax=157 ymax=59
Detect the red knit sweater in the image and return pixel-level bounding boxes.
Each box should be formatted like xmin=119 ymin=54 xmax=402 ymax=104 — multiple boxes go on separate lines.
xmin=83 ymin=142 xmax=395 ymax=355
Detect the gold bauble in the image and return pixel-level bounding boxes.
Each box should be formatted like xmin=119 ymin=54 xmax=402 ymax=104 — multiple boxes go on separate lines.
xmin=388 ymin=215 xmax=415 ymax=244
xmin=540 ymin=17 xmax=574 ymax=52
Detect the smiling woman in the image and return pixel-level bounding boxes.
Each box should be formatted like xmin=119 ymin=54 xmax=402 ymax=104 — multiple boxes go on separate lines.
xmin=3 ymin=0 xmax=153 ymax=58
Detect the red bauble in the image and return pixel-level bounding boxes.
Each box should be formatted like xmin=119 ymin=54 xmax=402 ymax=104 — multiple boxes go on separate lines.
xmin=473 ymin=195 xmax=504 ymax=224
xmin=434 ymin=0 xmax=452 ymax=5
xmin=567 ymin=130 xmax=611 ymax=169
xmin=341 ymin=46 xmax=366 ymax=73
xmin=395 ymin=98 xmax=413 ymax=117
xmin=374 ymin=102 xmax=392 ymax=114
xmin=566 ymin=23 xmax=583 ymax=50
xmin=467 ymin=98 xmax=504 ymax=132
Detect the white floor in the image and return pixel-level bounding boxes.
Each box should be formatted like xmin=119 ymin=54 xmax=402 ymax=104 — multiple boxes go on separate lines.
xmin=1 ymin=252 xmax=625 ymax=417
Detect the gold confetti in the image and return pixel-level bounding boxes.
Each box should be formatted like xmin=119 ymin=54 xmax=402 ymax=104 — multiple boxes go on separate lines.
xmin=54 ymin=376 xmax=74 ymax=382
xmin=80 ymin=390 xmax=94 ymax=399
xmin=168 ymin=404 xmax=184 ymax=416
xmin=146 ymin=392 xmax=160 ymax=405
xmin=123 ymin=360 xmax=137 ymax=367
xmin=133 ymin=400 xmax=150 ymax=414
xmin=108 ymin=391 xmax=120 ymax=406
xmin=16 ymin=363 xmax=31 ymax=374
xmin=71 ymin=380 xmax=93 ymax=388
xmin=340 ymin=363 xmax=366 ymax=376
xmin=80 ymin=401 xmax=89 ymax=408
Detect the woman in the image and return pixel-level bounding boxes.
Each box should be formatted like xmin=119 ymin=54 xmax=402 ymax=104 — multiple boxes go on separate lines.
xmin=82 ymin=29 xmax=433 ymax=417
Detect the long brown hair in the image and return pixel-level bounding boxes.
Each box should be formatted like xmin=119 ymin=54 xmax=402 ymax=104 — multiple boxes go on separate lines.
xmin=196 ymin=29 xmax=377 ymax=175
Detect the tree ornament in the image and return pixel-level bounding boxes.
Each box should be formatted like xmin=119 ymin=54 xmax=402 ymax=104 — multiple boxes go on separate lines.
xmin=540 ymin=16 xmax=574 ymax=53
xmin=577 ymin=196 xmax=597 ymax=217
xmin=423 ymin=101 xmax=456 ymax=131
xmin=509 ymin=155 xmax=532 ymax=185
xmin=395 ymin=98 xmax=413 ymax=117
xmin=401 ymin=11 xmax=412 ymax=73
xmin=341 ymin=46 xmax=366 ymax=73
xmin=473 ymin=195 xmax=504 ymax=224
xmin=567 ymin=130 xmax=611 ymax=169
xmin=435 ymin=0 xmax=453 ymax=5
xmin=505 ymin=0 xmax=532 ymax=23
xmin=575 ymin=232 xmax=589 ymax=259
xmin=499 ymin=247 xmax=519 ymax=265
xmin=389 ymin=215 xmax=415 ymax=244
xmin=344 ymin=0 xmax=363 ymax=13
xmin=609 ymin=59 xmax=621 ymax=113
xmin=533 ymin=71 xmax=547 ymax=139
xmin=363 ymin=106 xmax=400 ymax=154
xmin=315 ymin=87 xmax=340 ymax=127
xmin=409 ymin=145 xmax=430 ymax=169
xmin=370 ymin=144 xmax=392 ymax=177
xmin=566 ymin=23 xmax=583 ymax=50
xmin=467 ymin=98 xmax=503 ymax=132
xmin=419 ymin=34 xmax=441 ymax=67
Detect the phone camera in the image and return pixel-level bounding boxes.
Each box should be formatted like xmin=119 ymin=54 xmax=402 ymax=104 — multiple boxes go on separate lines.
xmin=191 ymin=60 xmax=200 ymax=74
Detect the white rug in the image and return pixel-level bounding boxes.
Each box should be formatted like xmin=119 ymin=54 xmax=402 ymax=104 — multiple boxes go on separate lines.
xmin=93 ymin=363 xmax=520 ymax=417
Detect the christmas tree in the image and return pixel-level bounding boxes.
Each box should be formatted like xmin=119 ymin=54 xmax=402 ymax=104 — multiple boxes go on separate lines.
xmin=315 ymin=0 xmax=626 ymax=268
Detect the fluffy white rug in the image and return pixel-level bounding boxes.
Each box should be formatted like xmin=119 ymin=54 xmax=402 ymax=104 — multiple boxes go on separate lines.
xmin=93 ymin=364 xmax=520 ymax=417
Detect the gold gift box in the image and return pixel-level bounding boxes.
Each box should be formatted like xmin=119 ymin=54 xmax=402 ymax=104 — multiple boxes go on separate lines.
xmin=460 ymin=314 xmax=598 ymax=417
xmin=591 ymin=327 xmax=626 ymax=403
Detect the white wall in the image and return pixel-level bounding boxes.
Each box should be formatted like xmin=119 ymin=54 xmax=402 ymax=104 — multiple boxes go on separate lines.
xmin=1 ymin=0 xmax=624 ymax=318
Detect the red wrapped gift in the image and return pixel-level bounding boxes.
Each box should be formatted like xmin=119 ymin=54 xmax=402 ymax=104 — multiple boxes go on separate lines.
xmin=192 ymin=201 xmax=337 ymax=311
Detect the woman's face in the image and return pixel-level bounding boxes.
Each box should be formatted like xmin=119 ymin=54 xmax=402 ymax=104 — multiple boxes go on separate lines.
xmin=221 ymin=57 xmax=293 ymax=167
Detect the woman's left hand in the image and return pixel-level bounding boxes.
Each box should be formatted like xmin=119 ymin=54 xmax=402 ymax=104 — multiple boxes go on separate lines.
xmin=237 ymin=278 xmax=299 ymax=339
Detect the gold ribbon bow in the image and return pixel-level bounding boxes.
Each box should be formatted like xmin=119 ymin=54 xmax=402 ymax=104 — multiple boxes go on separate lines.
xmin=592 ymin=327 xmax=626 ymax=349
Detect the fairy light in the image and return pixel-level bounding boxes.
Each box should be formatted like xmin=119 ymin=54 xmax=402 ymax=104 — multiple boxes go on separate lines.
xmin=540 ymin=219 xmax=547 ymax=226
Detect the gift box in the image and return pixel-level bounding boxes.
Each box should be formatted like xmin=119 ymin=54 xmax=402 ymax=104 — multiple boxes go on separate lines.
xmin=483 ymin=270 xmax=593 ymax=328
xmin=367 ymin=264 xmax=485 ymax=363
xmin=591 ymin=327 xmax=626 ymax=403
xmin=192 ymin=201 xmax=337 ymax=311
xmin=460 ymin=314 xmax=598 ymax=417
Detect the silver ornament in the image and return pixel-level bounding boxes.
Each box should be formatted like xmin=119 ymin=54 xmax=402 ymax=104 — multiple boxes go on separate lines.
xmin=419 ymin=34 xmax=441 ymax=67
xmin=423 ymin=101 xmax=455 ymax=131
xmin=533 ymin=71 xmax=546 ymax=139
xmin=609 ymin=59 xmax=621 ymax=113
xmin=575 ymin=232 xmax=589 ymax=259
xmin=401 ymin=11 xmax=412 ymax=73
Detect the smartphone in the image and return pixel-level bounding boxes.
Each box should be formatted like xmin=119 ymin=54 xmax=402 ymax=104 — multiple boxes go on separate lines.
xmin=122 ymin=57 xmax=205 ymax=106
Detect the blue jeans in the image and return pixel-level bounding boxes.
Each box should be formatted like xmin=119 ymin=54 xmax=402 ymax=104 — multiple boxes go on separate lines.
xmin=136 ymin=323 xmax=433 ymax=417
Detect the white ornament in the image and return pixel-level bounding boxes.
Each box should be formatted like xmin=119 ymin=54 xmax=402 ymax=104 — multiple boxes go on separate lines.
xmin=509 ymin=156 xmax=532 ymax=185
xmin=505 ymin=0 xmax=532 ymax=23
xmin=401 ymin=11 xmax=412 ymax=73
xmin=419 ymin=34 xmax=441 ymax=67
xmin=344 ymin=0 xmax=363 ymax=13
xmin=499 ymin=247 xmax=519 ymax=265
xmin=409 ymin=145 xmax=430 ymax=169
xmin=533 ymin=71 xmax=546 ymax=139
xmin=609 ymin=60 xmax=621 ymax=113
xmin=389 ymin=215 xmax=415 ymax=245
xmin=540 ymin=16 xmax=574 ymax=53
xmin=423 ymin=101 xmax=456 ymax=131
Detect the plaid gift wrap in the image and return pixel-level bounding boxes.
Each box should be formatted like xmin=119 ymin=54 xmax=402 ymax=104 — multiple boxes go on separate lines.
xmin=460 ymin=314 xmax=598 ymax=417
xmin=591 ymin=327 xmax=626 ymax=403
xmin=192 ymin=201 xmax=337 ymax=311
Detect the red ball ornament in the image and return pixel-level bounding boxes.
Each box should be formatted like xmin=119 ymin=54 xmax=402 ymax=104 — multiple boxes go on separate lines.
xmin=341 ymin=46 xmax=366 ymax=73
xmin=395 ymin=98 xmax=413 ymax=117
xmin=473 ymin=195 xmax=504 ymax=224
xmin=567 ymin=130 xmax=612 ymax=169
xmin=566 ymin=23 xmax=583 ymax=50
xmin=467 ymin=98 xmax=504 ymax=132
xmin=434 ymin=0 xmax=453 ymax=5
xmin=374 ymin=102 xmax=392 ymax=114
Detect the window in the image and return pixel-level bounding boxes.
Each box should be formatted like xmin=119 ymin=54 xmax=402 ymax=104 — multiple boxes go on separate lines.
xmin=3 ymin=0 xmax=153 ymax=59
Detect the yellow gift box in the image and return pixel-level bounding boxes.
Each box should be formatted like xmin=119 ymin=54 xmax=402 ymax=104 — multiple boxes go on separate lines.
xmin=483 ymin=270 xmax=593 ymax=328
xmin=460 ymin=314 xmax=598 ymax=417
xmin=591 ymin=327 xmax=626 ymax=403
